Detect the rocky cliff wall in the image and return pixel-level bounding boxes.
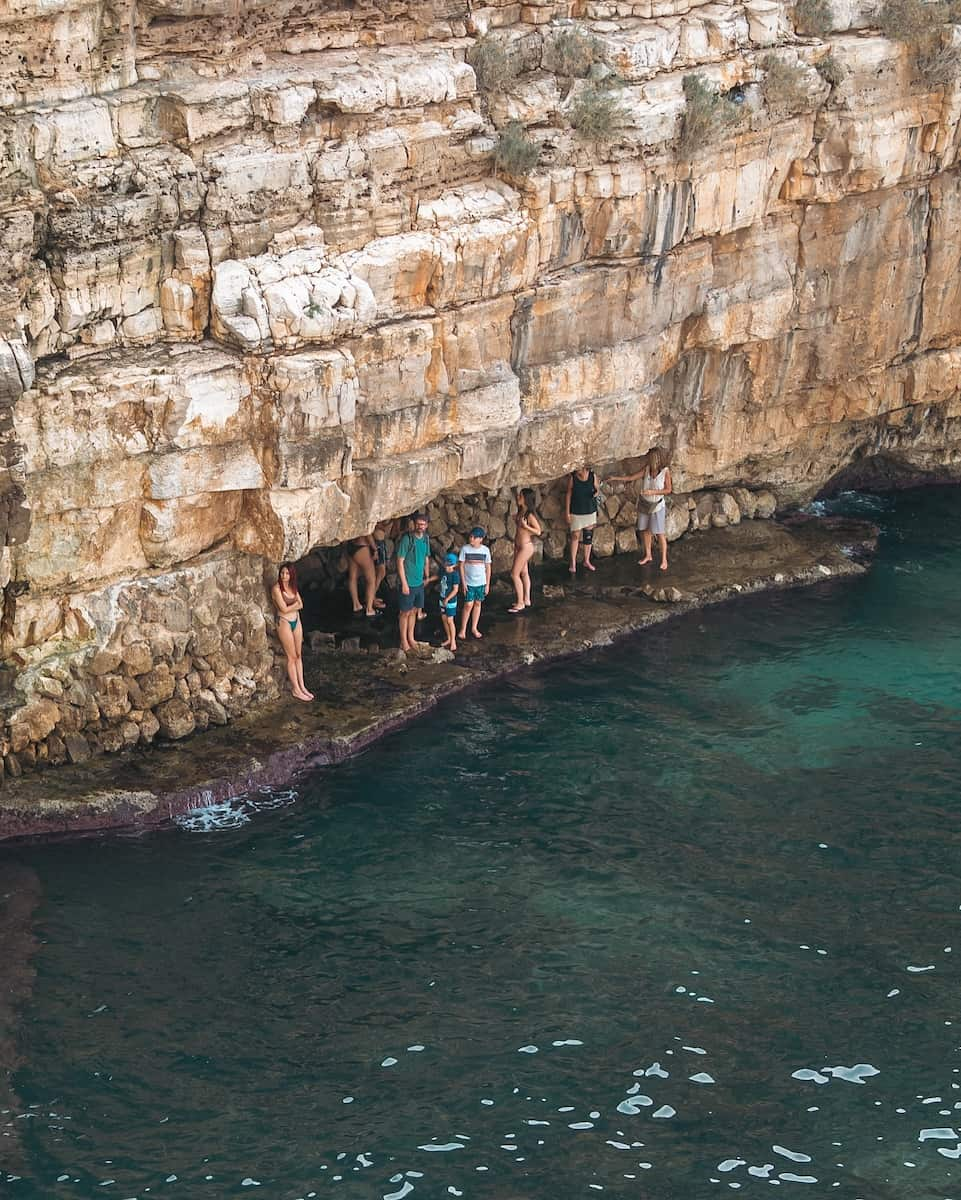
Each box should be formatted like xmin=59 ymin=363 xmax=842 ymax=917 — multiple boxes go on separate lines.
xmin=1 ymin=0 xmax=960 ymax=775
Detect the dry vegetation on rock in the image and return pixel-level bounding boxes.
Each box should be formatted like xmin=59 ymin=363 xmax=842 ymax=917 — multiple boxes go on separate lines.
xmin=679 ymin=75 xmax=746 ymax=153
xmin=760 ymin=54 xmax=818 ymax=114
xmin=494 ymin=120 xmax=541 ymax=177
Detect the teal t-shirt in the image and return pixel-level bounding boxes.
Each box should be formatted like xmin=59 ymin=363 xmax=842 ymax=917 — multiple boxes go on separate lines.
xmin=396 ymin=532 xmax=429 ymax=587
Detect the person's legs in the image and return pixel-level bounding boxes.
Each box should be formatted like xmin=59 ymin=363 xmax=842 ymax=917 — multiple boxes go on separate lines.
xmin=582 ymin=525 xmax=596 ymax=571
xmin=519 ymin=543 xmax=535 ymax=605
xmin=569 ymin=529 xmax=581 ymax=572
xmin=359 ymin=549 xmax=377 ymax=615
xmin=442 ymin=613 xmax=456 ymax=650
xmin=398 ymin=599 xmax=412 ymax=651
xmin=458 ymin=600 xmax=474 ymax=639
xmin=470 ymin=598 xmax=483 ymax=637
xmin=638 ymin=524 xmax=653 ymax=565
xmin=373 ymin=562 xmax=387 ymax=607
xmin=293 ymin=622 xmax=313 ymax=699
xmin=401 ymin=608 xmax=416 ymax=651
xmin=278 ymin=621 xmax=309 ymax=700
xmin=510 ymin=550 xmax=525 ymax=611
xmin=409 ymin=587 xmax=428 ymax=647
xmin=657 ymin=533 xmax=668 ymax=570
xmin=347 ymin=556 xmax=362 ymax=613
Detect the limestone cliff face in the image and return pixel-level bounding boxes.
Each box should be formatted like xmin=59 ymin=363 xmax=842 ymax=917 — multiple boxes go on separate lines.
xmin=1 ymin=0 xmax=960 ymax=771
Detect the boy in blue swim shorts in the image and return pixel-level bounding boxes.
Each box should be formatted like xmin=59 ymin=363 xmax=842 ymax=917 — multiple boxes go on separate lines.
xmin=458 ymin=527 xmax=492 ymax=640
xmin=438 ymin=551 xmax=460 ymax=652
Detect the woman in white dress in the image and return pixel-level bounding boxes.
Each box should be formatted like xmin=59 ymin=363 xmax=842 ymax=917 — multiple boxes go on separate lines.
xmin=607 ymin=446 xmax=673 ymax=571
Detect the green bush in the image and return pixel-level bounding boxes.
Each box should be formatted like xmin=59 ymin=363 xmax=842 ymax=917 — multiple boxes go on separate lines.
xmin=550 ymin=25 xmax=598 ymax=78
xmin=759 ymin=53 xmax=816 ymax=113
xmin=816 ymin=51 xmax=845 ymax=86
xmin=468 ymin=36 xmax=519 ymax=93
xmin=569 ymin=85 xmax=626 ymax=140
xmin=795 ymin=0 xmax=834 ymax=36
xmin=679 ymin=74 xmax=745 ymax=154
xmin=494 ymin=121 xmax=540 ymax=177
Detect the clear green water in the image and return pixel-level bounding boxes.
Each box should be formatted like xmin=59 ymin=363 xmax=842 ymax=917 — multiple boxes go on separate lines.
xmin=3 ymin=488 xmax=961 ymax=1199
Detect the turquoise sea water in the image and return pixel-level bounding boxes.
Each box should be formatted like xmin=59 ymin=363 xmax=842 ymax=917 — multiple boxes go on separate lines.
xmin=2 ymin=487 xmax=960 ymax=1199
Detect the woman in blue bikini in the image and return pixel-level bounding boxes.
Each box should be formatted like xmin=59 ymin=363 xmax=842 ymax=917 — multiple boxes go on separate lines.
xmin=272 ymin=563 xmax=313 ymax=702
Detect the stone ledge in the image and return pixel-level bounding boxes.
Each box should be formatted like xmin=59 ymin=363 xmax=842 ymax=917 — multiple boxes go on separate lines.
xmin=0 ymin=515 xmax=877 ymax=844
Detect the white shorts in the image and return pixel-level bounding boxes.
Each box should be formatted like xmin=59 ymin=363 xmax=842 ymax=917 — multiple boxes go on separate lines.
xmin=570 ymin=511 xmax=596 ymax=532
xmin=636 ymin=505 xmax=666 ymax=535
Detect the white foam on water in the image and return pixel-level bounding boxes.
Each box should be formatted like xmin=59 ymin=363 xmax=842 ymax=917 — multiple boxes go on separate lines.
xmin=418 ymin=1144 xmax=463 ymax=1152
xmin=407 ymin=1045 xmax=425 ymax=1052
xmin=652 ymin=1105 xmax=676 ymax=1119
xmin=773 ymin=1145 xmax=811 ymax=1163
xmin=824 ymin=1064 xmax=879 ymax=1084
xmin=778 ymin=1173 xmax=817 ymax=1184
xmin=552 ymin=1040 xmax=583 ymax=1047
xmin=749 ymin=1164 xmax=775 ymax=1178
xmin=241 ymin=1181 xmax=261 ymax=1188
xmin=887 ymin=989 xmax=900 ymax=998
xmin=683 ymin=1046 xmax=707 ymax=1055
xmin=690 ymin=1073 xmax=715 ymax=1085
xmin=906 ymin=965 xmax=935 ymax=973
xmin=175 ymin=800 xmax=251 ymax=831
xmin=718 ymin=1159 xmax=745 ymax=1172
xmin=383 ymin=1184 xmax=413 ymax=1200
xmin=518 ymin=1045 xmax=538 ymax=1054
xmin=568 ymin=1122 xmax=594 ymax=1130
xmin=382 ymin=1058 xmax=398 ymax=1068
xmin=792 ymin=1069 xmax=830 ymax=1085
xmin=919 ymin=1128 xmax=958 ymax=1140
xmin=936 ymin=1146 xmax=961 ymax=1159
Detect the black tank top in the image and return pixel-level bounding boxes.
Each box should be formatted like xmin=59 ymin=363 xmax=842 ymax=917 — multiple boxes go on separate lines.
xmin=570 ymin=471 xmax=596 ymax=516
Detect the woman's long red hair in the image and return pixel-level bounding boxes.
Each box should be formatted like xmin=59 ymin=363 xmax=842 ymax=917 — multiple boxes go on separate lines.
xmin=278 ymin=562 xmax=298 ymax=593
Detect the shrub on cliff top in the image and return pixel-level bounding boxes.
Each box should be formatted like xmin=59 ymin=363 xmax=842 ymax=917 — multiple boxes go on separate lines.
xmin=569 ymin=84 xmax=627 ymax=140
xmin=679 ymin=74 xmax=745 ymax=154
xmin=794 ymin=0 xmax=834 ymax=36
xmin=878 ymin=0 xmax=961 ymax=86
xmin=760 ymin=54 xmax=817 ymax=113
xmin=494 ymin=120 xmax=541 ymax=177
xmin=468 ymin=35 xmax=519 ymax=92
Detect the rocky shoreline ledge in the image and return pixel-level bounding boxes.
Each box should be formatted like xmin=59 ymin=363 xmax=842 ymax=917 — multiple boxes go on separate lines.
xmin=0 ymin=516 xmax=877 ymax=845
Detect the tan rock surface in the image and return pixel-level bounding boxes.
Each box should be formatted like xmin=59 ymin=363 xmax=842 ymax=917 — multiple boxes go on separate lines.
xmin=1 ymin=0 xmax=960 ymax=771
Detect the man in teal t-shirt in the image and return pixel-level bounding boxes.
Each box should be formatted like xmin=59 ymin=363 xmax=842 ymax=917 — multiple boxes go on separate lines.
xmin=396 ymin=513 xmax=431 ymax=652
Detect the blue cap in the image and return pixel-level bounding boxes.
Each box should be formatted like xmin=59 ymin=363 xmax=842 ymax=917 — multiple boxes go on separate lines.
xmin=470 ymin=526 xmax=485 ymax=539
xmin=445 ymin=551 xmax=458 ymax=565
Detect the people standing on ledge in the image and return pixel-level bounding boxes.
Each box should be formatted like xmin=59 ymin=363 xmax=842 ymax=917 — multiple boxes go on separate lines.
xmin=509 ymin=488 xmax=542 ymax=613
xmin=566 ymin=466 xmax=599 ymax=574
xmin=396 ymin=512 xmax=432 ymax=653
xmin=608 ymin=446 xmax=673 ymax=571
xmin=272 ymin=563 xmax=313 ymax=702
xmin=347 ymin=533 xmax=384 ymax=617
xmin=458 ymin=526 xmax=492 ymax=639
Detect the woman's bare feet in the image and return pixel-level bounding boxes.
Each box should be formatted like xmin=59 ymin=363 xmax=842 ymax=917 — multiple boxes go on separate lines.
xmin=508 ymin=605 xmax=524 ymax=614
xmin=584 ymin=561 xmax=596 ymax=571
xmin=659 ymin=561 xmax=668 ymax=571
xmin=637 ymin=556 xmax=653 ymax=566
xmin=472 ymin=629 xmax=483 ymax=639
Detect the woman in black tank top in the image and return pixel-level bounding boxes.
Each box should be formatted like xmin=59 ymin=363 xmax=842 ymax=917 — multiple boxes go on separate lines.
xmin=565 ymin=467 xmax=598 ymax=574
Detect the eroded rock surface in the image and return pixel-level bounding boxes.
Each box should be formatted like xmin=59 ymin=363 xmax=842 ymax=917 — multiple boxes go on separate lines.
xmin=1 ymin=0 xmax=959 ymax=774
